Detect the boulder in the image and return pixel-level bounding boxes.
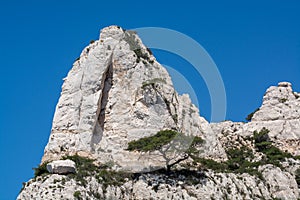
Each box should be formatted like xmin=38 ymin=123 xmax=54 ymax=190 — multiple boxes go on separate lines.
xmin=46 ymin=159 xmax=76 ymax=174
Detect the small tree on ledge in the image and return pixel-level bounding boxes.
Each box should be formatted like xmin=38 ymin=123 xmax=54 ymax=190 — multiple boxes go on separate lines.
xmin=126 ymin=130 xmax=204 ymax=171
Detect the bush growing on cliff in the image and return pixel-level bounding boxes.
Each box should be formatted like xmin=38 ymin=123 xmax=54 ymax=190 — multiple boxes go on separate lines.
xmin=195 ymin=146 xmax=263 ymax=179
xmin=253 ymin=128 xmax=292 ymax=167
xmin=95 ymin=169 xmax=133 ymax=189
xmin=73 ymin=191 xmax=82 ymax=199
xmin=62 ymin=154 xmax=133 ymax=188
xmin=197 ymin=128 xmax=297 ymax=178
xmin=127 ymin=130 xmax=178 ymax=152
xmin=63 ymin=155 xmax=98 ymax=172
xmin=127 ymin=130 xmax=204 ymax=170
xmin=63 ymin=155 xmax=102 ymax=186
xmin=33 ymin=162 xmax=49 ymax=178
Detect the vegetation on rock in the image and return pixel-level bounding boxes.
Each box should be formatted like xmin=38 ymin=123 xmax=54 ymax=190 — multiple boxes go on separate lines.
xmin=63 ymin=154 xmax=133 ymax=190
xmin=253 ymin=128 xmax=292 ymax=167
xmin=73 ymin=191 xmax=82 ymax=199
xmin=194 ymin=128 xmax=299 ymax=179
xmin=195 ymin=147 xmax=263 ymax=179
xmin=127 ymin=130 xmax=204 ymax=170
xmin=127 ymin=130 xmax=178 ymax=152
xmin=95 ymin=169 xmax=133 ymax=190
xmin=62 ymin=155 xmax=97 ymax=186
xmin=33 ymin=162 xmax=49 ymax=178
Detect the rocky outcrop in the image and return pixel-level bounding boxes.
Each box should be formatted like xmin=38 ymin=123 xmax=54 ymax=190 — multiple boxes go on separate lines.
xmin=212 ymin=82 xmax=300 ymax=157
xmin=18 ymin=26 xmax=300 ymax=199
xmin=46 ymin=160 xmax=76 ymax=175
xmin=42 ymin=25 xmax=225 ymax=172
xmin=18 ymin=164 xmax=299 ymax=200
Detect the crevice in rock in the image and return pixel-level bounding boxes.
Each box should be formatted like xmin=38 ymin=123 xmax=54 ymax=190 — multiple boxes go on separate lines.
xmin=77 ymin=65 xmax=85 ymax=132
xmin=91 ymin=57 xmax=113 ymax=150
xmin=150 ymin=85 xmax=179 ymax=127
xmin=98 ymin=59 xmax=113 ymax=132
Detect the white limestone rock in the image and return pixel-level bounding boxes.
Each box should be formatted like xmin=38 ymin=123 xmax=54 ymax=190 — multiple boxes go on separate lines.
xmin=46 ymin=159 xmax=76 ymax=174
xmin=42 ymin=25 xmax=226 ymax=171
xmin=260 ymin=164 xmax=299 ymax=199
xmin=212 ymin=82 xmax=300 ymax=156
xmin=18 ymin=26 xmax=300 ymax=200
xmin=18 ymin=164 xmax=299 ymax=200
xmin=252 ymin=82 xmax=300 ymax=122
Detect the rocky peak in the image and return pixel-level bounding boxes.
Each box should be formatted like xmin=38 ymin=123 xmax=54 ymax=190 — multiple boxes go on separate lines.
xmin=212 ymin=82 xmax=300 ymax=158
xmin=18 ymin=26 xmax=300 ymax=200
xmin=253 ymin=82 xmax=300 ymax=121
xmin=43 ymin=25 xmax=225 ymax=172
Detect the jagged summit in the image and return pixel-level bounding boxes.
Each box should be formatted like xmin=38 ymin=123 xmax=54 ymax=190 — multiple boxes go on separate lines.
xmin=18 ymin=26 xmax=300 ymax=200
xmin=212 ymin=81 xmax=300 ymax=156
xmin=253 ymin=81 xmax=300 ymax=122
xmin=42 ymin=25 xmax=225 ymax=171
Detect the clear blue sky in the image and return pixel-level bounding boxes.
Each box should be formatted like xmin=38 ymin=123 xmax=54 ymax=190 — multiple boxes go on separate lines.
xmin=0 ymin=0 xmax=299 ymax=199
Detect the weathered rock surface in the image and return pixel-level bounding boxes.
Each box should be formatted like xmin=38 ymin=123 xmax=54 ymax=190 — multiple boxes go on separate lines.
xmin=212 ymin=82 xmax=300 ymax=157
xmin=46 ymin=159 xmax=76 ymax=174
xmin=42 ymin=25 xmax=225 ymax=172
xmin=18 ymin=26 xmax=300 ymax=199
xmin=18 ymin=164 xmax=299 ymax=200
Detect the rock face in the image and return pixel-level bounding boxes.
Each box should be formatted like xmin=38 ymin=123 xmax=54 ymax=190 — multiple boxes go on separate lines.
xmin=212 ymin=81 xmax=300 ymax=157
xmin=42 ymin=25 xmax=225 ymax=172
xmin=17 ymin=165 xmax=299 ymax=200
xmin=46 ymin=160 xmax=76 ymax=174
xmin=18 ymin=26 xmax=300 ymax=199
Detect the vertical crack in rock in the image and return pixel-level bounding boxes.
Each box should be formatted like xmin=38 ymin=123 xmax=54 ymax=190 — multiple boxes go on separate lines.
xmin=91 ymin=57 xmax=114 ymax=150
xmin=151 ymin=85 xmax=179 ymax=127
xmin=98 ymin=61 xmax=113 ymax=130
xmin=77 ymin=67 xmax=85 ymax=130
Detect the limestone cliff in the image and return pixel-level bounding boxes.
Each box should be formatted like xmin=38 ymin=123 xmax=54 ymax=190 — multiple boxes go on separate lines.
xmin=18 ymin=26 xmax=300 ymax=200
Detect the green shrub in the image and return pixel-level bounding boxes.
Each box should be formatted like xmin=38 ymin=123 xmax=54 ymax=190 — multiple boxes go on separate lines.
xmin=73 ymin=191 xmax=82 ymax=199
xmin=127 ymin=130 xmax=179 ymax=152
xmin=63 ymin=155 xmax=98 ymax=186
xmin=33 ymin=162 xmax=49 ymax=178
xmin=294 ymin=155 xmax=300 ymax=160
xmin=127 ymin=130 xmax=205 ymax=170
xmin=253 ymin=128 xmax=292 ymax=167
xmin=253 ymin=127 xmax=270 ymax=144
xmin=96 ymin=170 xmax=133 ymax=189
xmin=187 ymin=136 xmax=204 ymax=156
xmin=63 ymin=154 xmax=132 ymax=187
xmin=63 ymin=155 xmax=97 ymax=170
xmin=195 ymin=158 xmax=227 ymax=173
xmin=225 ymin=147 xmax=262 ymax=177
xmin=262 ymin=146 xmax=292 ymax=167
xmin=253 ymin=127 xmax=273 ymax=152
xmin=195 ymin=146 xmax=263 ymax=179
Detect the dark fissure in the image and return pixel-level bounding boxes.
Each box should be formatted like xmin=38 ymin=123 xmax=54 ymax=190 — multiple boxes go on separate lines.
xmin=91 ymin=62 xmax=114 ymax=150
xmin=98 ymin=62 xmax=113 ymax=131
